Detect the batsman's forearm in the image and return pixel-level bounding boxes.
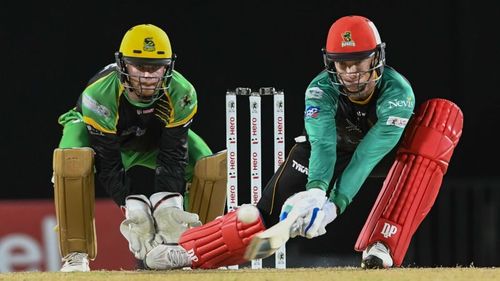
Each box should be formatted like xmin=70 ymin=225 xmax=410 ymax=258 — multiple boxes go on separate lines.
xmin=329 ymin=124 xmax=403 ymax=214
xmin=306 ymin=138 xmax=336 ymax=192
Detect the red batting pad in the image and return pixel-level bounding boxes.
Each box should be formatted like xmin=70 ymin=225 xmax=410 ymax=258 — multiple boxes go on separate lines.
xmin=355 ymin=99 xmax=463 ymax=266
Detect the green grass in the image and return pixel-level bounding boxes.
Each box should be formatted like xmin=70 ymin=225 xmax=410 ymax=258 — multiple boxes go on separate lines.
xmin=1 ymin=267 xmax=499 ymax=281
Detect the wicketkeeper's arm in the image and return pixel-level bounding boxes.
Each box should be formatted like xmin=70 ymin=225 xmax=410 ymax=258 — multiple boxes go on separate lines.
xmin=87 ymin=127 xmax=131 ymax=206
xmin=155 ymin=122 xmax=191 ymax=194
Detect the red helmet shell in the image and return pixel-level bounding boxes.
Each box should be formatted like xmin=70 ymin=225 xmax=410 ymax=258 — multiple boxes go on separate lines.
xmin=326 ymin=15 xmax=381 ymax=58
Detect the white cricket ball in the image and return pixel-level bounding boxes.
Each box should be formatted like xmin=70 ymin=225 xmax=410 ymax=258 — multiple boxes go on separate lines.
xmin=237 ymin=204 xmax=260 ymax=224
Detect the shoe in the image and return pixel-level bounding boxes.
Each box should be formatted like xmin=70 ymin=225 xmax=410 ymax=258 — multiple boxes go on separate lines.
xmin=60 ymin=252 xmax=90 ymax=272
xmin=145 ymin=244 xmax=192 ymax=270
xmin=361 ymin=242 xmax=393 ymax=269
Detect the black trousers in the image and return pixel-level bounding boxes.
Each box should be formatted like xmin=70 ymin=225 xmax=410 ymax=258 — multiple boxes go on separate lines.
xmin=257 ymin=139 xmax=396 ymax=227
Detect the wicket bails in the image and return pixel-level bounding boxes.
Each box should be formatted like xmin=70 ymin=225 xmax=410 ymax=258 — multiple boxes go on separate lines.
xmin=225 ymin=87 xmax=286 ymax=269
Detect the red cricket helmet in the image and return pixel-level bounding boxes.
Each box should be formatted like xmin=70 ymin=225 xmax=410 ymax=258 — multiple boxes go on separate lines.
xmin=322 ymin=15 xmax=386 ymax=96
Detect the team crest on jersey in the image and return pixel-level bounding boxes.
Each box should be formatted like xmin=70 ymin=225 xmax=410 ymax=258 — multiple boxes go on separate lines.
xmin=143 ymin=37 xmax=156 ymax=52
xmin=341 ymin=31 xmax=356 ymax=47
xmin=181 ymin=95 xmax=192 ymax=108
xmin=305 ymin=106 xmax=320 ymax=118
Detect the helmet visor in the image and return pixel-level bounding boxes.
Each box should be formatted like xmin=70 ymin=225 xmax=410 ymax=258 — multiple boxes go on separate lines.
xmin=119 ymin=57 xmax=175 ymax=103
xmin=327 ymin=64 xmax=383 ymax=94
xmin=324 ymin=49 xmax=376 ymax=62
xmin=324 ymin=52 xmax=384 ymax=96
xmin=122 ymin=56 xmax=173 ymax=67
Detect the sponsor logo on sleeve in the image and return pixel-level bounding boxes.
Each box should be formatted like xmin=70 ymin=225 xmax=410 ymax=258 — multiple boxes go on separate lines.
xmin=387 ymin=96 xmax=414 ymax=109
xmin=386 ymin=116 xmax=409 ymax=128
xmin=82 ymin=95 xmax=111 ymax=118
xmin=305 ymin=106 xmax=320 ymax=118
xmin=305 ymin=87 xmax=324 ymax=99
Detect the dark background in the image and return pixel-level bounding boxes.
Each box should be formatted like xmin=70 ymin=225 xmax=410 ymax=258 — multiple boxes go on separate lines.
xmin=2 ymin=0 xmax=499 ymax=267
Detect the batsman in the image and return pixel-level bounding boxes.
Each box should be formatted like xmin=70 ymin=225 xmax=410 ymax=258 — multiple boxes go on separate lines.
xmin=144 ymin=15 xmax=464 ymax=270
xmin=52 ymin=24 xmax=229 ymax=272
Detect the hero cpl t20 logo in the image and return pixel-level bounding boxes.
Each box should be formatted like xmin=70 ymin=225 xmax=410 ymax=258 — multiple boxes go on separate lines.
xmin=143 ymin=37 xmax=156 ymax=52
xmin=341 ymin=31 xmax=356 ymax=47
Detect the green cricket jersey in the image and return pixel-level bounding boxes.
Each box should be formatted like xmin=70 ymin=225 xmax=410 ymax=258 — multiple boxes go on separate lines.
xmin=304 ymin=66 xmax=415 ymax=213
xmin=66 ymin=63 xmax=199 ymax=205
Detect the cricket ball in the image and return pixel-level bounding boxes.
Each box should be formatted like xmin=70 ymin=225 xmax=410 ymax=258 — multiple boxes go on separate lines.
xmin=237 ymin=204 xmax=260 ymax=224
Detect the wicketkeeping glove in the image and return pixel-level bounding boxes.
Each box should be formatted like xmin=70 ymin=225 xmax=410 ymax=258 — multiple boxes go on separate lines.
xmin=119 ymin=194 xmax=156 ymax=260
xmin=150 ymin=192 xmax=202 ymax=244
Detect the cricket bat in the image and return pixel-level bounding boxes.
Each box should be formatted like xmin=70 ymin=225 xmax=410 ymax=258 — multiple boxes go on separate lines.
xmin=244 ymin=210 xmax=300 ymax=260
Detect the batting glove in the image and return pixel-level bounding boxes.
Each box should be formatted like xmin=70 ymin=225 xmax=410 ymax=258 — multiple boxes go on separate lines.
xmin=280 ymin=188 xmax=329 ymax=238
xmin=289 ymin=200 xmax=338 ymax=238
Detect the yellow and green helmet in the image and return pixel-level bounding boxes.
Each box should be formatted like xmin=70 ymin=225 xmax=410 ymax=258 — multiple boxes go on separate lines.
xmin=119 ymin=24 xmax=173 ymax=64
xmin=115 ymin=24 xmax=176 ymax=101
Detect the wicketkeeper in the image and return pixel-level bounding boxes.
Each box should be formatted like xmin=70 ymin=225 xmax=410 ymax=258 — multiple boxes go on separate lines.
xmin=143 ymin=15 xmax=463 ymax=270
xmin=52 ymin=24 xmax=215 ymax=272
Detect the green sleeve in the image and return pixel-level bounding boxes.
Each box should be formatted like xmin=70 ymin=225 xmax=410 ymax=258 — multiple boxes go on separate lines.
xmin=57 ymin=108 xmax=90 ymax=148
xmin=166 ymin=71 xmax=198 ymax=128
xmin=80 ymin=72 xmax=120 ymax=134
xmin=329 ymin=75 xmax=415 ymax=213
xmin=304 ymin=84 xmax=339 ymax=192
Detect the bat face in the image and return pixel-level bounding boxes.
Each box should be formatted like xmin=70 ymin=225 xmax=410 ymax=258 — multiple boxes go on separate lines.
xmin=244 ymin=211 xmax=300 ymax=260
xmin=244 ymin=237 xmax=275 ymax=260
